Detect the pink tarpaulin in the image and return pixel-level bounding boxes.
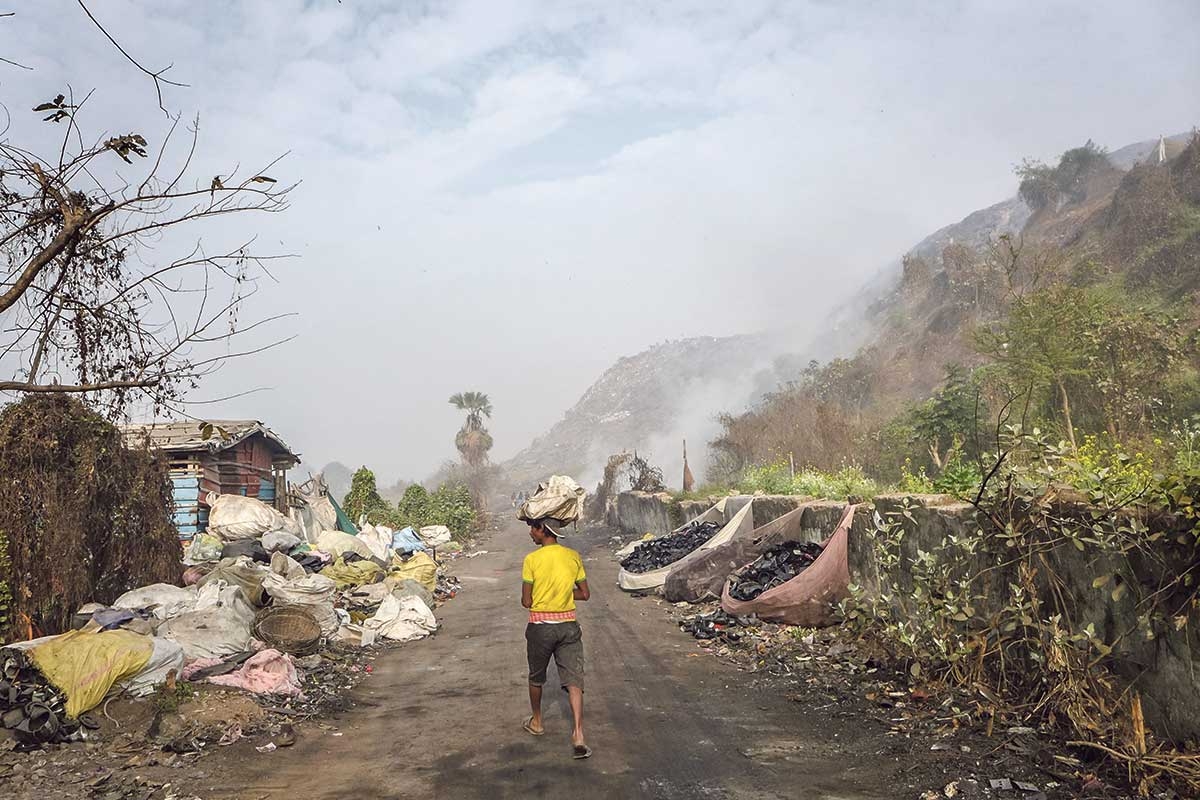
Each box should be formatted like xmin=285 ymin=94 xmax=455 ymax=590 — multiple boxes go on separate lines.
xmin=720 ymin=505 xmax=857 ymax=627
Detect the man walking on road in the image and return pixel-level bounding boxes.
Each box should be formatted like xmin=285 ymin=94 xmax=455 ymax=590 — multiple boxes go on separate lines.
xmin=520 ymin=518 xmax=592 ymax=759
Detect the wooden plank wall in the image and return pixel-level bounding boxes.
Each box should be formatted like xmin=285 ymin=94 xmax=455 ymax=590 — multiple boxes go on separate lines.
xmin=166 ymin=434 xmax=293 ymax=540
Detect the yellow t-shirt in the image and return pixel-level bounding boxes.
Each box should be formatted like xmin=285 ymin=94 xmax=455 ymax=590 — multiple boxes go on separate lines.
xmin=521 ymin=543 xmax=587 ymax=613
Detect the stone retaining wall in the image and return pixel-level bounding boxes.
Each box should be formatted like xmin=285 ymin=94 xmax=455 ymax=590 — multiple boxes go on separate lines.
xmin=606 ymin=490 xmax=1200 ymax=742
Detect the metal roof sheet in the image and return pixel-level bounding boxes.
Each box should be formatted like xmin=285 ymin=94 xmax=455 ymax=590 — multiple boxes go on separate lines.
xmin=120 ymin=419 xmax=299 ymax=461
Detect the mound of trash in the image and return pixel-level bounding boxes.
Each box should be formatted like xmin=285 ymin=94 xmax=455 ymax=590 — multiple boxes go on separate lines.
xmin=619 ymin=520 xmax=720 ymax=573
xmin=727 ymin=541 xmax=824 ymax=601
xmin=0 ymin=489 xmax=474 ymax=751
xmin=678 ymin=609 xmax=755 ymax=642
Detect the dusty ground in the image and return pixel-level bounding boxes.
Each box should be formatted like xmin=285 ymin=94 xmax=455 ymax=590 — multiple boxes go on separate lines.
xmin=0 ymin=520 xmax=1137 ymax=799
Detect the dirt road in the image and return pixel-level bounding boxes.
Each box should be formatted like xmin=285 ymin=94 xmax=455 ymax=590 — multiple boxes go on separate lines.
xmin=201 ymin=520 xmax=898 ymax=799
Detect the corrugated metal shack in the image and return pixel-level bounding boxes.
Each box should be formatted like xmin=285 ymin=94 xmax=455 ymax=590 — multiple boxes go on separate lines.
xmin=122 ymin=420 xmax=300 ymax=541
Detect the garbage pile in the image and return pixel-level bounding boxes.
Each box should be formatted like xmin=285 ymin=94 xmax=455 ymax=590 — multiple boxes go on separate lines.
xmin=678 ymin=609 xmax=754 ymax=642
xmin=0 ymin=490 xmax=465 ymax=750
xmin=0 ymin=648 xmax=91 ymax=747
xmin=619 ymin=520 xmax=720 ymax=573
xmin=727 ymin=540 xmax=824 ymax=601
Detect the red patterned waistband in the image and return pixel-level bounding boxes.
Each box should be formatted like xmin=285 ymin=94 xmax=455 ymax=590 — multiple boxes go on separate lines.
xmin=528 ymin=610 xmax=576 ymax=623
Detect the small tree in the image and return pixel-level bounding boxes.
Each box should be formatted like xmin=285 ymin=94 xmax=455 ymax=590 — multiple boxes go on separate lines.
xmin=909 ymin=365 xmax=981 ymax=469
xmin=343 ymin=466 xmax=390 ymax=524
xmin=449 ymin=390 xmax=494 ymax=466
xmin=975 ymin=284 xmax=1100 ymax=449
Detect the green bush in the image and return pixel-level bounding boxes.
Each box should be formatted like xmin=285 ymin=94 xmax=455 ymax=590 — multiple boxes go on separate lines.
xmin=738 ymin=459 xmax=879 ymax=500
xmin=429 ymin=484 xmax=477 ymax=540
xmin=394 ymin=484 xmax=431 ymax=529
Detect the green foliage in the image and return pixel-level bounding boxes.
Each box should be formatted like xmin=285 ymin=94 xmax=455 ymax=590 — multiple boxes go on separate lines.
xmin=395 ymin=484 xmax=431 ymax=528
xmin=387 ymin=482 xmax=478 ymax=538
xmin=0 ymin=395 xmax=179 ymax=642
xmin=429 ymin=484 xmax=477 ymax=540
xmin=896 ymin=460 xmax=935 ymax=493
xmin=738 ymin=459 xmax=878 ymax=500
xmin=975 ymin=284 xmax=1188 ymax=445
xmin=845 ymin=429 xmax=1200 ymax=791
xmin=739 ymin=460 xmax=795 ymax=495
xmin=342 ymin=467 xmax=390 ymax=525
xmin=1016 ymin=139 xmax=1111 ymax=210
xmin=930 ymin=451 xmax=982 ymax=497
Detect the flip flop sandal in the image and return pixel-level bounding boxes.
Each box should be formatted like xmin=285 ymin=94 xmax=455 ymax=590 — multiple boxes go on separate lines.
xmin=572 ymin=744 xmax=592 ymax=760
xmin=522 ymin=716 xmax=545 ymax=736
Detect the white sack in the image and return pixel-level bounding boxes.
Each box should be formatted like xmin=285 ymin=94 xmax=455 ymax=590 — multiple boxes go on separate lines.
xmin=261 ymin=571 xmax=339 ymax=635
xmin=269 ymin=551 xmax=307 ymax=581
xmin=363 ymin=594 xmax=438 ymax=643
xmin=112 ymin=584 xmax=197 ymax=621
xmin=518 ymin=475 xmax=586 ymax=524
xmin=316 ymin=529 xmax=376 ymax=561
xmin=345 ymin=582 xmax=391 ymax=608
xmin=356 ymin=524 xmax=393 ymax=561
xmin=417 ymin=525 xmax=453 ymax=548
xmin=207 ymin=492 xmax=287 ymax=541
xmin=121 ymin=637 xmax=186 ymax=697
xmin=159 ymin=586 xmax=255 ymax=660
xmin=262 ymin=530 xmax=302 ymax=553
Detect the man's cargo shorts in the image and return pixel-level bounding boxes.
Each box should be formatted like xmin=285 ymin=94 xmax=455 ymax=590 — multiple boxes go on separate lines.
xmin=525 ymin=621 xmax=584 ymax=691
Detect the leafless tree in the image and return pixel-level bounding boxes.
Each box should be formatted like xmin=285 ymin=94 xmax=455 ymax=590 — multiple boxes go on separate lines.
xmin=0 ymin=6 xmax=295 ymax=418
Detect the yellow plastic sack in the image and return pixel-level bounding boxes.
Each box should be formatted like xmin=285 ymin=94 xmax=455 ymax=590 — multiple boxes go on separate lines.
xmin=30 ymin=629 xmax=154 ymax=718
xmin=388 ymin=551 xmax=437 ymax=592
xmin=320 ymin=558 xmax=384 ymax=589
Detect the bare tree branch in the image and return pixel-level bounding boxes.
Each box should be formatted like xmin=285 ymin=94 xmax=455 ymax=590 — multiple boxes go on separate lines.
xmin=75 ymin=0 xmax=189 ymax=115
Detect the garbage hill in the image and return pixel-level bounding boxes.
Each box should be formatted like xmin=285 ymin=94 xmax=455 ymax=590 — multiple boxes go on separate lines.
xmin=500 ymin=335 xmax=806 ymax=491
xmin=711 ymin=132 xmax=1200 ymax=479
xmin=500 ymin=133 xmax=1196 ymax=492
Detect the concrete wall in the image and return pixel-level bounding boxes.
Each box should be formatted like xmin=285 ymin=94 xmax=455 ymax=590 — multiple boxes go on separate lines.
xmin=607 ymin=490 xmax=1200 ymax=743
xmin=607 ymin=492 xmax=807 ymax=535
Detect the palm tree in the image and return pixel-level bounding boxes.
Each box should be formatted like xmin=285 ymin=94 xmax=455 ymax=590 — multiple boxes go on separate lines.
xmin=449 ymin=391 xmax=494 ymax=465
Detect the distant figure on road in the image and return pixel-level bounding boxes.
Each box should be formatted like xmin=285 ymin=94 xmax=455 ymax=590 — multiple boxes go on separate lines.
xmin=520 ymin=518 xmax=591 ymax=759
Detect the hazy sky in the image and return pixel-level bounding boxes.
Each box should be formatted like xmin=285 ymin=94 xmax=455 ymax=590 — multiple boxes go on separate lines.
xmin=5 ymin=1 xmax=1198 ymax=483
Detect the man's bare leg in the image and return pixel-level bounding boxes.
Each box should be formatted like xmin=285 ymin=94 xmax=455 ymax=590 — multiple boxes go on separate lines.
xmin=527 ymin=683 xmax=544 ymax=733
xmin=567 ymin=685 xmax=584 ymax=746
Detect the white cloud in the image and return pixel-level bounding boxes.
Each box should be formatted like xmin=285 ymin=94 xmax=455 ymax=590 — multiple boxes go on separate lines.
xmin=3 ymin=0 xmax=1198 ymax=482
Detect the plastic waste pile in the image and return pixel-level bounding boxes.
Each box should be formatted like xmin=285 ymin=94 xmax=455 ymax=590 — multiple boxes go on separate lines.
xmin=619 ymin=520 xmax=720 ymax=574
xmin=678 ymin=609 xmax=754 ymax=642
xmin=727 ymin=540 xmax=824 ymax=601
xmin=0 ymin=490 xmax=461 ymax=749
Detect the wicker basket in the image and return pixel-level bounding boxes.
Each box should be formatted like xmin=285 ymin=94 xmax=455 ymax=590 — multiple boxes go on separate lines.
xmin=254 ymin=606 xmax=322 ymax=656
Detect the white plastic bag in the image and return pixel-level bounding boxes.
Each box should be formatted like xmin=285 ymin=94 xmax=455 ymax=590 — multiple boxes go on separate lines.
xmin=207 ymin=492 xmax=287 ymax=541
xmin=363 ymin=594 xmax=438 ymax=642
xmin=184 ymin=534 xmax=224 ymax=564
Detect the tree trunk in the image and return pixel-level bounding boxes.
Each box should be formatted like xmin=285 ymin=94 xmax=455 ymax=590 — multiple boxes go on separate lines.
xmin=1057 ymin=379 xmax=1077 ymax=450
xmin=928 ymin=441 xmax=944 ymax=470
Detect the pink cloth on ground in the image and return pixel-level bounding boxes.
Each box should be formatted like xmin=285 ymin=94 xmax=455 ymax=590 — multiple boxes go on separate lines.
xmin=183 ymin=649 xmax=304 ymax=696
